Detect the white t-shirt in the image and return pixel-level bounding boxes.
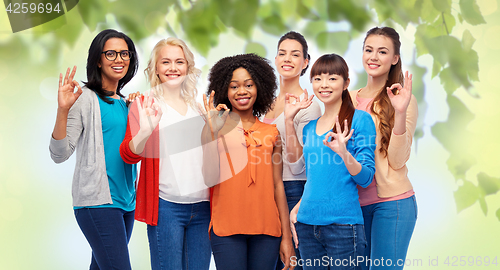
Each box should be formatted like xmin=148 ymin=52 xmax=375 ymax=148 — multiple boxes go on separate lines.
xmin=158 ymin=102 xmax=209 ymax=203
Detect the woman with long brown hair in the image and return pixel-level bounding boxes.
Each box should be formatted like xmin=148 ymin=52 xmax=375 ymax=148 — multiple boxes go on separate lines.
xmin=351 ymin=26 xmax=418 ymax=270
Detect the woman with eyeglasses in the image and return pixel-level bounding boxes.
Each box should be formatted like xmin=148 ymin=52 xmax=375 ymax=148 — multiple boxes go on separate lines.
xmin=49 ymin=29 xmax=139 ymax=270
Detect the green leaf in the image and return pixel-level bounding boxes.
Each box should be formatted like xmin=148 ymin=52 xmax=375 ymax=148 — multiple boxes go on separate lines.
xmin=314 ymin=0 xmax=329 ymax=20
xmin=179 ymin=1 xmax=221 ymax=56
xmin=431 ymin=59 xmax=441 ymax=78
xmin=462 ymin=29 xmax=476 ymax=52
xmin=77 ymin=0 xmax=108 ymax=32
xmin=454 ymin=180 xmax=479 ymax=213
xmin=327 ymin=0 xmax=369 ymax=31
xmin=302 ymin=20 xmax=327 ymax=41
xmin=315 ymin=31 xmax=350 ymax=55
xmin=477 ymin=172 xmax=500 ymax=196
xmin=245 ymin=42 xmax=267 ymax=57
xmin=478 ymin=194 xmax=487 ymax=215
xmin=414 ymin=23 xmax=443 ymax=57
xmin=431 ymin=95 xmax=476 ymax=179
xmin=436 ymin=12 xmax=456 ymax=34
xmin=423 ymin=35 xmax=475 ymax=91
xmin=372 ymin=0 xmax=419 ymax=28
xmin=228 ymin=0 xmax=259 ymax=38
xmin=419 ymin=0 xmax=440 ymax=23
xmin=296 ymin=0 xmax=320 ymax=20
xmin=432 ymin=0 xmax=451 ymax=13
xmin=256 ymin=1 xmax=273 ymax=18
xmin=438 ymin=67 xmax=461 ymax=94
xmin=372 ymin=0 xmax=393 ymax=25
xmin=459 ymin=0 xmax=486 ymax=25
xmin=496 ymin=208 xmax=500 ymax=221
xmin=259 ymin=14 xmax=287 ymax=36
xmin=409 ymin=55 xmax=427 ymax=144
xmin=464 ymin=49 xmax=480 ymax=83
xmin=53 ymin=9 xmax=84 ymax=47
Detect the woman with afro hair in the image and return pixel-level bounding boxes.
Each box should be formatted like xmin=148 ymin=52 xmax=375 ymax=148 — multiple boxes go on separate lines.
xmin=202 ymin=53 xmax=295 ymax=270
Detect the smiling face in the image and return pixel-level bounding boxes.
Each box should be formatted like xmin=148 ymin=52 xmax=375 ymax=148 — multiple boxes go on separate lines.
xmin=275 ymin=39 xmax=308 ymax=79
xmin=362 ymin=35 xmax=400 ymax=79
xmin=227 ymin=67 xmax=257 ymax=115
xmin=98 ymin=38 xmax=130 ymax=90
xmin=155 ymin=45 xmax=188 ymax=89
xmin=312 ymin=73 xmax=349 ymax=105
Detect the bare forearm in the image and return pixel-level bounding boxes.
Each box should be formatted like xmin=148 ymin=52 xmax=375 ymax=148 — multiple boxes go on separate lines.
xmin=285 ymin=120 xmax=303 ymax=163
xmin=129 ymin=129 xmax=152 ymax=155
xmin=52 ymin=108 xmax=69 ymax=140
xmin=202 ymin=125 xmax=220 ymax=187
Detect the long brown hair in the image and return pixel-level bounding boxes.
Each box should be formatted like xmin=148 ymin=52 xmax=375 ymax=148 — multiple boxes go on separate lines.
xmin=364 ymin=27 xmax=404 ymax=157
xmin=310 ymin=54 xmax=355 ymax=133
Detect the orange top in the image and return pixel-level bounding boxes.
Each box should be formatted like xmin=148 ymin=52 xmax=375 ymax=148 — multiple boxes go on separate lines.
xmin=210 ymin=118 xmax=282 ymax=237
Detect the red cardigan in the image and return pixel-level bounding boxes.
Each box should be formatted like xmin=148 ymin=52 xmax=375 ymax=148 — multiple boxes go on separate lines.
xmin=120 ymin=99 xmax=160 ymax=226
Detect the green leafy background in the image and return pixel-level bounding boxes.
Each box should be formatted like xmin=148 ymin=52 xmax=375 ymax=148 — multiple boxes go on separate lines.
xmin=1 ymin=0 xmax=499 ymax=269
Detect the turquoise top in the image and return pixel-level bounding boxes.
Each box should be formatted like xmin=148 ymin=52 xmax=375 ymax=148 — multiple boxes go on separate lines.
xmin=75 ymin=96 xmax=136 ymax=211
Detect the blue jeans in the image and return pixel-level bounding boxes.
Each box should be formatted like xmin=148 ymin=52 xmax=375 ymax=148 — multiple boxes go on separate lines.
xmin=210 ymin=229 xmax=281 ymax=270
xmin=147 ymin=199 xmax=211 ymax=270
xmin=74 ymin=207 xmax=134 ymax=270
xmin=277 ymin=180 xmax=306 ymax=270
xmin=361 ymin=195 xmax=417 ymax=270
xmin=295 ymin=222 xmax=366 ymax=270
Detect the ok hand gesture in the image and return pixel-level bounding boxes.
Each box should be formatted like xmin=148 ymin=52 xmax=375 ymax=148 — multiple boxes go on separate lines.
xmin=58 ymin=66 xmax=83 ymax=111
xmin=387 ymin=71 xmax=412 ymax=113
xmin=323 ymin=116 xmax=354 ymax=157
xmin=201 ymin=90 xmax=230 ymax=140
xmin=136 ymin=91 xmax=163 ymax=136
xmin=284 ymin=89 xmax=314 ymax=121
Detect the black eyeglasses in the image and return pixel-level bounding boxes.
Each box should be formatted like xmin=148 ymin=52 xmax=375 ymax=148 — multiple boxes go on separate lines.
xmin=102 ymin=50 xmax=132 ymax=61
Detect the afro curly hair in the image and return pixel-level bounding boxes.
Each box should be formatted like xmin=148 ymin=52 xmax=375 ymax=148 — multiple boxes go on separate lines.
xmin=207 ymin=53 xmax=277 ymax=117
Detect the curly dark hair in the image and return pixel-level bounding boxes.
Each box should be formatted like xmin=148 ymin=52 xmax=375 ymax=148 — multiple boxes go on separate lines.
xmin=207 ymin=53 xmax=277 ymax=117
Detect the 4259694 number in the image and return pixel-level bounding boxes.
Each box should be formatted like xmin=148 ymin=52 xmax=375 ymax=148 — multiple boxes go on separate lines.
xmin=6 ymin=2 xmax=61 ymax=14
xmin=444 ymin=256 xmax=498 ymax=267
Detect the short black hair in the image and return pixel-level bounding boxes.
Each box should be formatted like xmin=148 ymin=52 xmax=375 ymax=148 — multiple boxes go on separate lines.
xmin=207 ymin=53 xmax=277 ymax=117
xmin=277 ymin=31 xmax=310 ymax=76
xmin=84 ymin=29 xmax=139 ymax=104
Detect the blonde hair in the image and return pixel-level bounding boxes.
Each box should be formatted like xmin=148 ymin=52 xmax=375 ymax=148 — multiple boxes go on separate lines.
xmin=145 ymin=37 xmax=201 ymax=109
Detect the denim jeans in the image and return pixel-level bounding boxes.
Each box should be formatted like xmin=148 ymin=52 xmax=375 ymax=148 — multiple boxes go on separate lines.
xmin=276 ymin=180 xmax=306 ymax=270
xmin=74 ymin=207 xmax=134 ymax=270
xmin=147 ymin=199 xmax=211 ymax=270
xmin=295 ymin=222 xmax=366 ymax=270
xmin=361 ymin=195 xmax=417 ymax=270
xmin=210 ymin=229 xmax=281 ymax=270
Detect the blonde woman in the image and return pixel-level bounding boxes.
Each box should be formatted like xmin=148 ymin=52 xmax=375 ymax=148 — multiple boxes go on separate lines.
xmin=120 ymin=38 xmax=211 ymax=270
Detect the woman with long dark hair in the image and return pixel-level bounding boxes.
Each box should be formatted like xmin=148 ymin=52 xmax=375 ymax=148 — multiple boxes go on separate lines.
xmin=287 ymin=54 xmax=376 ymax=270
xmin=49 ymin=29 xmax=139 ymax=269
xmin=352 ymin=26 xmax=418 ymax=270
xmin=263 ymin=31 xmax=321 ymax=270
